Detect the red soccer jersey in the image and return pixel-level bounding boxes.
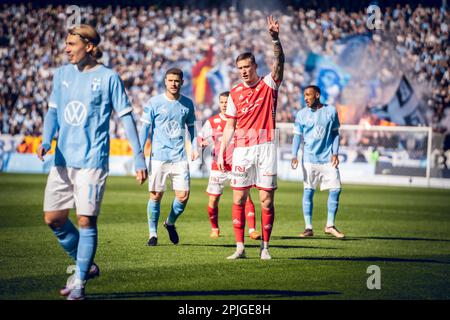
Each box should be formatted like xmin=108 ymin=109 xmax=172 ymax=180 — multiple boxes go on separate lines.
xmin=199 ymin=113 xmax=233 ymax=172
xmin=225 ymin=74 xmax=280 ymax=147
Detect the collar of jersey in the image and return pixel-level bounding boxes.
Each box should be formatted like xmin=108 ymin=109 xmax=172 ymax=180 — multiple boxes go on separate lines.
xmin=163 ymin=93 xmax=181 ymax=102
xmin=72 ymin=64 xmax=102 ymax=73
xmin=242 ymin=76 xmax=262 ymax=88
xmin=219 ymin=113 xmax=227 ymax=121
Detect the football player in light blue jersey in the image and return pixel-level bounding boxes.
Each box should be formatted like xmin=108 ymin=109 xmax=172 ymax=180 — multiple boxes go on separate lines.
xmin=37 ymin=25 xmax=148 ymax=300
xmin=291 ymin=85 xmax=345 ymax=239
xmin=139 ymin=67 xmax=198 ymax=246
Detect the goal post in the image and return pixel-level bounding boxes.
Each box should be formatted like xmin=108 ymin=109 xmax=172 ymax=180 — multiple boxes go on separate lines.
xmin=276 ymin=123 xmax=446 ymax=187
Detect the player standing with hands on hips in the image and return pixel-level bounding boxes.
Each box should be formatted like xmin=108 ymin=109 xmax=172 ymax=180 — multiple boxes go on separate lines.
xmin=37 ymin=24 xmax=147 ymax=300
xmin=218 ymin=16 xmax=284 ymax=260
xmin=291 ymin=85 xmax=345 ymax=239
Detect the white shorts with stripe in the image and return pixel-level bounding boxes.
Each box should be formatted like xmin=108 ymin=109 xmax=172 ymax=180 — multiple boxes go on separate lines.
xmin=230 ymin=142 xmax=277 ymax=191
xmin=44 ymin=166 xmax=108 ymax=216
xmin=149 ymin=160 xmax=190 ymax=192
xmin=302 ymin=162 xmax=341 ymax=191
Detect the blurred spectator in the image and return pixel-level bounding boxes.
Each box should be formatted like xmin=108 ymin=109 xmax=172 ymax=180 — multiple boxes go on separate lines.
xmin=0 ymin=3 xmax=448 ymax=140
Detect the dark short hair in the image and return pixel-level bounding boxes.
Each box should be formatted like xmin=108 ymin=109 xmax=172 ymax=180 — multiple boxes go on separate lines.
xmin=235 ymin=52 xmax=256 ymax=65
xmin=165 ymin=67 xmax=183 ymax=80
xmin=305 ymin=85 xmax=321 ymax=95
xmin=219 ymin=91 xmax=230 ymax=98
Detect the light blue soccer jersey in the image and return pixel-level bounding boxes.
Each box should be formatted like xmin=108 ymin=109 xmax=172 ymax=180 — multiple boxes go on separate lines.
xmin=294 ymin=105 xmax=340 ymax=164
xmin=48 ymin=64 xmax=132 ymax=170
xmin=141 ymin=93 xmax=196 ymax=162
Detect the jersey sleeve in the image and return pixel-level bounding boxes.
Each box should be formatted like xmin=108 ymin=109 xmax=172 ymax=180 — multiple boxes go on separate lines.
xmin=109 ymin=73 xmax=132 ymax=117
xmin=48 ymin=68 xmax=61 ymax=109
xmin=263 ymin=73 xmax=281 ymax=90
xmin=186 ymin=100 xmax=196 ymax=127
xmin=332 ymin=107 xmax=340 ymax=131
xmin=225 ymin=94 xmax=237 ymax=118
xmin=199 ymin=119 xmax=212 ymax=140
xmin=141 ymin=100 xmax=154 ymax=125
xmin=293 ymin=111 xmax=302 ymax=135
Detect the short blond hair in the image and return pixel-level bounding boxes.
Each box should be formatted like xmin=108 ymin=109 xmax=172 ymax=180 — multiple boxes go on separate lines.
xmin=68 ymin=24 xmax=103 ymax=60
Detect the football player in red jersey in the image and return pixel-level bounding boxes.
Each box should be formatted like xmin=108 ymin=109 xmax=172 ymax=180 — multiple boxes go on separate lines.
xmin=199 ymin=91 xmax=261 ymax=240
xmin=218 ymin=16 xmax=284 ymax=260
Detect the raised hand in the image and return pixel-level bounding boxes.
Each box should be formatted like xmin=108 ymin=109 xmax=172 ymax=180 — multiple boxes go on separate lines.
xmin=267 ymin=15 xmax=280 ymax=40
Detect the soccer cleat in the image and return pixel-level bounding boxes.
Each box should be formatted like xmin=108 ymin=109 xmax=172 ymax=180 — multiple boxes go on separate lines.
xmin=164 ymin=221 xmax=179 ymax=244
xmin=226 ymin=250 xmax=246 ymax=260
xmin=249 ymin=230 xmax=261 ymax=240
xmin=87 ymin=263 xmax=100 ymax=280
xmin=60 ymin=263 xmax=99 ymax=296
xmin=299 ymin=228 xmax=314 ymax=238
xmin=147 ymin=237 xmax=158 ymax=246
xmin=324 ymin=226 xmax=345 ymax=238
xmin=67 ymin=279 xmax=86 ymax=300
xmin=260 ymin=248 xmax=272 ymax=260
xmin=210 ymin=229 xmax=220 ymax=238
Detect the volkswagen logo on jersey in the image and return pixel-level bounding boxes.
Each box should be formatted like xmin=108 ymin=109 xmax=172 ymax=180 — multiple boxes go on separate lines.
xmin=164 ymin=120 xmax=182 ymax=138
xmin=313 ymin=125 xmax=326 ymax=140
xmin=64 ymin=100 xmax=87 ymax=126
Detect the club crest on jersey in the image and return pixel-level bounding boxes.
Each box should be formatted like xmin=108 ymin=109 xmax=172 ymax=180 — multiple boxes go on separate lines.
xmin=213 ymin=118 xmax=221 ymax=123
xmin=180 ymin=107 xmax=189 ymax=115
xmin=64 ymin=100 xmax=87 ymax=126
xmin=91 ymin=78 xmax=101 ymax=91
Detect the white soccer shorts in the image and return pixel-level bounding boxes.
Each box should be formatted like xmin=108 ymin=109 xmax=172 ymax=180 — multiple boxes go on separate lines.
xmin=44 ymin=166 xmax=108 ymax=216
xmin=302 ymin=162 xmax=342 ymax=190
xmin=230 ymin=142 xmax=277 ymax=191
xmin=148 ymin=160 xmax=190 ymax=192
xmin=206 ymin=170 xmax=232 ymax=196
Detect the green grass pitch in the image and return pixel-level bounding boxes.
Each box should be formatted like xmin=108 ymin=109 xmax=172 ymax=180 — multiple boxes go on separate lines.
xmin=1 ymin=173 xmax=449 ymax=300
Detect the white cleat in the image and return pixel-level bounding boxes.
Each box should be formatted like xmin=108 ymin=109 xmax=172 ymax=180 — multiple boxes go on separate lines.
xmin=226 ymin=250 xmax=246 ymax=260
xmin=60 ymin=264 xmax=99 ymax=296
xmin=260 ymin=248 xmax=272 ymax=260
xmin=67 ymin=279 xmax=86 ymax=300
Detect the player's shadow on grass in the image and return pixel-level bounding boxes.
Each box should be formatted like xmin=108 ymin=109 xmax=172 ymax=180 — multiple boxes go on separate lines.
xmin=181 ymin=243 xmax=340 ymax=250
xmin=288 ymin=256 xmax=450 ymax=264
xmin=351 ymin=236 xmax=450 ymax=243
xmin=89 ymin=289 xmax=341 ymax=300
xmin=275 ymin=236 xmax=360 ymax=241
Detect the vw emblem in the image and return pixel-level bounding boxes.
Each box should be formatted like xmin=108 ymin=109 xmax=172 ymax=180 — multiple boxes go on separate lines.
xmin=164 ymin=120 xmax=181 ymax=138
xmin=64 ymin=100 xmax=87 ymax=126
xmin=313 ymin=125 xmax=326 ymax=140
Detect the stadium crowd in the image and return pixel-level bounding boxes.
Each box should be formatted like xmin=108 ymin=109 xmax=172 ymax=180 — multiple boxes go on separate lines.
xmin=0 ymin=3 xmax=448 ymax=144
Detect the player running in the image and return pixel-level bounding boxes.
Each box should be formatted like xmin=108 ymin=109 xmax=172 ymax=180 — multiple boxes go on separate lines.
xmin=198 ymin=91 xmax=261 ymax=240
xmin=139 ymin=67 xmax=198 ymax=247
xmin=218 ymin=16 xmax=284 ymax=260
xmin=38 ymin=24 xmax=148 ymax=300
xmin=291 ymin=85 xmax=345 ymax=239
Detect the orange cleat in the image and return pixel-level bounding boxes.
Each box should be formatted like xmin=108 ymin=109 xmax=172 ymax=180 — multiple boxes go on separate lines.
xmin=210 ymin=229 xmax=220 ymax=238
xmin=249 ymin=230 xmax=261 ymax=240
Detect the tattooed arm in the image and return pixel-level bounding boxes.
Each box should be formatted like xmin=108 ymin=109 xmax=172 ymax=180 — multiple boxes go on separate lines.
xmin=267 ymin=15 xmax=285 ymax=83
